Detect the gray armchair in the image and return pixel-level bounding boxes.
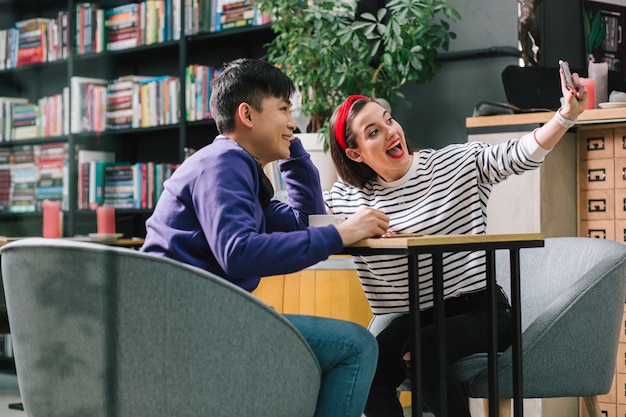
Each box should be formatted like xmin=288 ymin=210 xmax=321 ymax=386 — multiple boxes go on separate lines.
xmin=1 ymin=238 xmax=321 ymax=417
xmin=450 ymin=237 xmax=626 ymax=416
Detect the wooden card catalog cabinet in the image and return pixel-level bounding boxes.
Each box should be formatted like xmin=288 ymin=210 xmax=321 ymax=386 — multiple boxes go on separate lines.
xmin=578 ymin=126 xmax=626 ymax=244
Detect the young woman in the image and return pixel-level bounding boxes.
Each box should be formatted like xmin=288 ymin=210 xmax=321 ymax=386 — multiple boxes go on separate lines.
xmin=323 ymin=66 xmax=588 ymax=417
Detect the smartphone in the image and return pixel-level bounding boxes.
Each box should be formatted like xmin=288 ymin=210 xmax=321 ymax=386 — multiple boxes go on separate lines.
xmin=559 ymin=59 xmax=575 ymax=90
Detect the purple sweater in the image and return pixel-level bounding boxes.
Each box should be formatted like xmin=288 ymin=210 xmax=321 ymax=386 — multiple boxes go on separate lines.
xmin=141 ymin=136 xmax=343 ymax=292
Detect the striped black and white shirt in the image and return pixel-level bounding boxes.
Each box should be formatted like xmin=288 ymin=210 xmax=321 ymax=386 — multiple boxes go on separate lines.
xmin=323 ymin=133 xmax=549 ymax=314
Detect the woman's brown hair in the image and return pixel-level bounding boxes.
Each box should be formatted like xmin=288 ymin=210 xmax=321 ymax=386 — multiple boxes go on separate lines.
xmin=328 ymin=97 xmax=379 ymax=188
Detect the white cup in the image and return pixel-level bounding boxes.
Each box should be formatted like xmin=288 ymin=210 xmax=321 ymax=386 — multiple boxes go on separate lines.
xmin=309 ymin=214 xmax=347 ymax=227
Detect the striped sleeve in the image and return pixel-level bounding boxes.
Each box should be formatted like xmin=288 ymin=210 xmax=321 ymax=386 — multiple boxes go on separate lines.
xmin=475 ymin=133 xmax=547 ymax=184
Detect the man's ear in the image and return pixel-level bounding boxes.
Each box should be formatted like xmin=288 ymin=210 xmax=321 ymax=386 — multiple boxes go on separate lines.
xmin=346 ymin=148 xmax=363 ymax=162
xmin=238 ymin=103 xmax=253 ymax=127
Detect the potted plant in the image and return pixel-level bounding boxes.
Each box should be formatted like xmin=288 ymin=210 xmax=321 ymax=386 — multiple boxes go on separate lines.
xmin=260 ymin=0 xmax=461 ymax=150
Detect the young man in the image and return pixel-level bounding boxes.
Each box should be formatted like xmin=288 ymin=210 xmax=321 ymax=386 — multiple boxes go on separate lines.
xmin=141 ymin=58 xmax=390 ymax=417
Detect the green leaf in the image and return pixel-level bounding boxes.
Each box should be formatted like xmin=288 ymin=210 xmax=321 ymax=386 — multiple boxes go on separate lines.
xmin=371 ymin=40 xmax=382 ymax=57
xmin=352 ymin=21 xmax=372 ymax=30
xmin=392 ymin=21 xmax=402 ymax=38
xmin=364 ymin=24 xmax=376 ymax=37
xmin=359 ymin=12 xmax=377 ymax=22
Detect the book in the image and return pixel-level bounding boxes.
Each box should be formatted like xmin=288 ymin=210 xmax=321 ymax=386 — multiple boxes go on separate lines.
xmin=103 ymin=163 xmax=135 ymax=208
xmin=0 ymin=97 xmax=28 ymax=142
xmin=105 ymin=3 xmax=141 ymax=51
xmin=15 ymin=17 xmax=53 ymax=67
xmin=136 ymin=75 xmax=179 ymax=127
xmin=11 ymin=102 xmax=39 ymax=140
xmin=35 ymin=142 xmax=68 ymax=209
xmin=70 ymin=76 xmax=107 ymax=133
xmin=9 ymin=144 xmax=37 ymax=213
xmin=106 ymin=75 xmax=154 ymax=129
xmin=76 ymin=3 xmax=103 ymax=55
xmin=77 ymin=150 xmax=114 ymax=209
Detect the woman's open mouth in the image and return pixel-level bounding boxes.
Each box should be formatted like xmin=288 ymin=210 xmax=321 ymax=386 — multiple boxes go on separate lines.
xmin=386 ymin=140 xmax=404 ymax=158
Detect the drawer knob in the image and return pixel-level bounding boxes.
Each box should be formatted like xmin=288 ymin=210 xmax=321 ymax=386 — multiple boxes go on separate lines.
xmin=589 ymin=229 xmax=607 ymax=239
xmin=588 ymin=199 xmax=607 ymax=212
xmin=588 ymin=168 xmax=606 ymax=182
xmin=586 ymin=137 xmax=606 ymax=151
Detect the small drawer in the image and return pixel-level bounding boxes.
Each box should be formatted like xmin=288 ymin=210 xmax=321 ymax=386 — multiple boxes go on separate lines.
xmin=618 ymin=343 xmax=626 ymax=374
xmin=622 ymin=310 xmax=626 ymax=343
xmin=580 ymin=190 xmax=615 ymax=220
xmin=582 ymin=400 xmax=617 ymax=417
xmin=579 ymin=159 xmax=615 ymax=190
xmin=615 ymin=158 xmax=626 ymax=189
xmin=579 ymin=128 xmax=615 ymax=160
xmin=616 ymin=190 xmax=626 ymax=220
xmin=599 ymin=402 xmax=617 ymax=417
xmin=599 ymin=372 xmax=617 ymax=403
xmin=617 ymin=373 xmax=626 ymax=405
xmin=615 ymin=128 xmax=626 ymax=158
xmin=578 ymin=220 xmax=615 ymax=240
xmin=615 ymin=220 xmax=626 ymax=244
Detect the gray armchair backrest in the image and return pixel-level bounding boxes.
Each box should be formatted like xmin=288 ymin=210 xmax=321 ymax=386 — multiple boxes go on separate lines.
xmin=1 ymin=238 xmax=321 ymax=417
xmin=454 ymin=237 xmax=626 ymax=398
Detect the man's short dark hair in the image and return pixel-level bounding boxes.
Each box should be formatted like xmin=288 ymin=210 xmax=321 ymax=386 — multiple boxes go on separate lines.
xmin=210 ymin=58 xmax=296 ymax=134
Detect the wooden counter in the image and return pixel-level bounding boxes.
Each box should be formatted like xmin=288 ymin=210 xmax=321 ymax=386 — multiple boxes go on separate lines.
xmin=466 ymin=107 xmax=626 ymax=129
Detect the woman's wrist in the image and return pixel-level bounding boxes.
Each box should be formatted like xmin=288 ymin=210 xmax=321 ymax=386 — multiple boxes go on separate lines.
xmin=555 ymin=107 xmax=577 ymax=128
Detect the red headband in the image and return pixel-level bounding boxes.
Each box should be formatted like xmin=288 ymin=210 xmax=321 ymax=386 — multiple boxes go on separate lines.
xmin=334 ymin=95 xmax=368 ymax=151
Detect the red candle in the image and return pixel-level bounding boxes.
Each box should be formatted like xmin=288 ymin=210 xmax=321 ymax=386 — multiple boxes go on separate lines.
xmin=42 ymin=200 xmax=62 ymax=238
xmin=580 ymin=77 xmax=595 ymax=109
xmin=96 ymin=205 xmax=116 ymax=234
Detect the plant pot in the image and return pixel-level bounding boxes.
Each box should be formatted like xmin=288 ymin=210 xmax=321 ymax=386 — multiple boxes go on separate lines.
xmin=297 ymin=133 xmax=338 ymax=191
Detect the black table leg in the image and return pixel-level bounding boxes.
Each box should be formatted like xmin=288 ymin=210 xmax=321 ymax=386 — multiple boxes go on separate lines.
xmin=432 ymin=251 xmax=447 ymax=416
xmin=510 ymin=248 xmax=524 ymax=417
xmin=486 ymin=249 xmax=500 ymax=417
xmin=408 ymin=253 xmax=423 ymax=417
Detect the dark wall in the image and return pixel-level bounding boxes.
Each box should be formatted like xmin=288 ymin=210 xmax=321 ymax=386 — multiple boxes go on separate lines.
xmin=537 ymin=0 xmax=587 ymax=71
xmin=395 ymin=0 xmax=587 ymax=150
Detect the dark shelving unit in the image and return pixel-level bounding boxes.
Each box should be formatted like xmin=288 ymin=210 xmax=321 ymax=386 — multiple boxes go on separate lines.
xmin=0 ymin=0 xmax=273 ymax=238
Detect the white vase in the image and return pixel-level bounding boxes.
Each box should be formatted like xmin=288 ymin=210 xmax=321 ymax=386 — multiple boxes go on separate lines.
xmin=297 ymin=133 xmax=338 ymax=191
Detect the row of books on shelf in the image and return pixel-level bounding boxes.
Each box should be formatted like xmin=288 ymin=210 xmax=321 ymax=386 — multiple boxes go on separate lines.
xmin=188 ymin=0 xmax=271 ymax=34
xmin=0 ymin=13 xmax=69 ymax=70
xmin=0 ymin=66 xmax=221 ymax=140
xmin=77 ymin=150 xmax=178 ymax=210
xmin=0 ymin=0 xmax=270 ymax=68
xmin=76 ymin=0 xmax=270 ymax=54
xmin=0 ymin=93 xmax=69 ymax=142
xmin=186 ymin=64 xmax=219 ymax=122
xmin=76 ymin=0 xmax=182 ymax=55
xmin=0 ymin=145 xmax=178 ymax=214
xmin=73 ymin=73 xmax=181 ymax=133
xmin=0 ymin=143 xmax=68 ymax=213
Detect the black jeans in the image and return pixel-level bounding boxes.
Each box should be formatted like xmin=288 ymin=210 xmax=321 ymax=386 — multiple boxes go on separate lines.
xmin=364 ymin=287 xmax=512 ymax=417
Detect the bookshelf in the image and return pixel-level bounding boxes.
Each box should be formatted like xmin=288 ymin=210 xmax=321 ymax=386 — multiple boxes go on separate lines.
xmin=0 ymin=0 xmax=274 ymax=239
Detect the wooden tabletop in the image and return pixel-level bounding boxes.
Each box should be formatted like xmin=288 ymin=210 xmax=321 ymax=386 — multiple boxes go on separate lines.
xmin=98 ymin=238 xmax=144 ymax=247
xmin=466 ymin=107 xmax=626 ymax=129
xmin=348 ymin=233 xmax=545 ymax=248
xmin=0 ymin=237 xmax=145 ymax=248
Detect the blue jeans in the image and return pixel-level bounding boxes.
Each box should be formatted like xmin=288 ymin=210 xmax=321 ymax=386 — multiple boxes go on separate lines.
xmin=284 ymin=314 xmax=379 ymax=417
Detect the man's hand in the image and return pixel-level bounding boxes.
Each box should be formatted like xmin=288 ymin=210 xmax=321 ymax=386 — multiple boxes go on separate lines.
xmin=334 ymin=208 xmax=389 ymax=246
